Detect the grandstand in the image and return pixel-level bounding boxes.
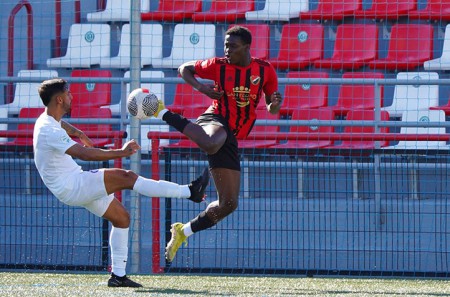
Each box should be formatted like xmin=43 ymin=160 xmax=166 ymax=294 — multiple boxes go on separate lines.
xmin=1 ymin=0 xmax=450 ymax=278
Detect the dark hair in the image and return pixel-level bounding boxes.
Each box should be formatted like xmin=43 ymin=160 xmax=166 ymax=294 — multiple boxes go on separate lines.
xmin=225 ymin=25 xmax=252 ymax=45
xmin=38 ymin=78 xmax=69 ymax=106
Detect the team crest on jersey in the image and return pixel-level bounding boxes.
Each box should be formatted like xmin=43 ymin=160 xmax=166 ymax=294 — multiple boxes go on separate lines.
xmin=60 ymin=135 xmax=70 ymax=143
xmin=228 ymin=86 xmax=257 ymax=107
xmin=250 ymin=75 xmax=261 ymax=85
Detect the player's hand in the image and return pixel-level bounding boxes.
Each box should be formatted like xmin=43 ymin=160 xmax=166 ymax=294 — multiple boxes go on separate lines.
xmin=121 ymin=139 xmax=141 ymax=156
xmin=79 ymin=132 xmax=94 ymax=148
xmin=270 ymin=91 xmax=283 ymax=109
xmin=198 ymin=84 xmax=224 ymax=100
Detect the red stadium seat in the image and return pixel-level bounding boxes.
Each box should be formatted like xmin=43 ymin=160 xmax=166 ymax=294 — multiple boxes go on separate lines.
xmin=167 ymin=83 xmax=212 ymax=114
xmin=430 ymin=94 xmax=450 ymax=116
xmin=70 ymin=107 xmax=113 ymax=148
xmin=141 ymin=0 xmax=202 ymax=22
xmin=408 ymin=0 xmax=450 ymax=21
xmin=298 ymin=0 xmax=362 ymax=20
xmin=1 ymin=107 xmax=44 ymax=149
xmin=354 ymin=0 xmax=416 ymax=19
xmin=270 ymin=109 xmax=335 ymax=150
xmin=314 ymin=24 xmax=378 ymax=70
xmin=280 ymin=71 xmax=329 ymax=116
xmin=191 ymin=0 xmax=255 ymax=22
xmin=230 ymin=24 xmax=270 ymax=60
xmin=269 ymin=24 xmax=324 ymax=71
xmin=325 ymin=72 xmax=384 ymax=117
xmin=327 ymin=110 xmax=390 ymax=149
xmin=70 ymin=70 xmax=112 ymax=108
xmin=368 ymin=24 xmax=433 ymax=71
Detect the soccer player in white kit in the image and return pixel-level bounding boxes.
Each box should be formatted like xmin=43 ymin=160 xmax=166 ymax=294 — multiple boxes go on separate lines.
xmin=33 ymin=78 xmax=210 ymax=287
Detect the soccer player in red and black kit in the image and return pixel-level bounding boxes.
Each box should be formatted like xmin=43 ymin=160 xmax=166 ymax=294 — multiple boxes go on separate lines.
xmin=153 ymin=25 xmax=283 ymax=262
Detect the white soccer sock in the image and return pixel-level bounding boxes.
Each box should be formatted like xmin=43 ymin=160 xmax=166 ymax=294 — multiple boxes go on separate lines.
xmin=110 ymin=226 xmax=129 ymax=277
xmin=157 ymin=108 xmax=168 ymax=120
xmin=133 ymin=176 xmax=190 ymax=198
xmin=182 ymin=222 xmax=194 ymax=237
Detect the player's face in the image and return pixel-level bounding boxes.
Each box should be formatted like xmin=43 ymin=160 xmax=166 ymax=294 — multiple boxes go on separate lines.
xmin=60 ymin=90 xmax=73 ymax=113
xmin=224 ymin=34 xmax=249 ymax=66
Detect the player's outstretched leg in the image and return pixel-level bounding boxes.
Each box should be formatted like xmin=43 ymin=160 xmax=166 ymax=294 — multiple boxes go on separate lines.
xmin=108 ymin=273 xmax=143 ymax=288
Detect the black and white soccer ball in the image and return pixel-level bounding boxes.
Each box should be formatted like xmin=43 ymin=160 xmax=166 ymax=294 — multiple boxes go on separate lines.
xmin=127 ymin=88 xmax=160 ymax=120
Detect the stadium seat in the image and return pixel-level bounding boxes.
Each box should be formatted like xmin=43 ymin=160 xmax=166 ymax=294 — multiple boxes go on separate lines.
xmin=141 ymin=0 xmax=202 ymax=22
xmin=191 ymin=0 xmax=255 ymax=22
xmin=423 ymin=24 xmax=450 ymax=71
xmin=245 ymin=0 xmax=309 ymax=21
xmin=298 ymin=0 xmax=362 ymax=20
xmin=269 ymin=24 xmax=324 ymax=71
xmin=368 ymin=24 xmax=433 ymax=71
xmin=167 ymin=82 xmax=211 ymax=114
xmin=0 ymin=107 xmax=44 ymax=148
xmin=382 ymin=72 xmax=439 ymax=118
xmin=354 ymin=0 xmax=416 ymax=20
xmin=47 ymin=24 xmax=110 ymax=68
xmin=100 ymin=24 xmax=163 ymax=69
xmin=69 ymin=107 xmax=113 ymax=148
xmin=70 ymin=70 xmax=112 ymax=109
xmin=281 ymin=71 xmax=329 ymax=116
xmin=230 ymin=24 xmax=270 ymax=60
xmin=408 ymin=0 xmax=450 ymax=21
xmin=270 ymin=109 xmax=335 ymax=150
xmin=238 ymin=109 xmax=280 ymax=149
xmin=325 ymin=72 xmax=385 ymax=117
xmin=0 ymin=70 xmax=58 ymax=116
xmin=151 ymin=24 xmax=216 ymax=69
xmin=87 ymin=0 xmax=150 ymax=22
xmin=384 ymin=110 xmax=448 ymax=150
xmin=314 ymin=24 xmax=378 ymax=70
xmin=327 ymin=110 xmax=390 ymax=149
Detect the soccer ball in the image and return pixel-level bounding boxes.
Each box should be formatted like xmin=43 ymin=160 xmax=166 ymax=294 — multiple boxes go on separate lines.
xmin=127 ymin=88 xmax=160 ymax=120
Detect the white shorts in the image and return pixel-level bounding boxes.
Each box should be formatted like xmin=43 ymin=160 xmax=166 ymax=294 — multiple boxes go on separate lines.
xmin=57 ymin=168 xmax=114 ymax=217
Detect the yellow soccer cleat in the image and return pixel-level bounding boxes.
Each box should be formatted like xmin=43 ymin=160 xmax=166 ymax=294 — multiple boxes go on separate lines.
xmin=165 ymin=222 xmax=188 ymax=262
xmin=153 ymin=99 xmax=166 ymax=118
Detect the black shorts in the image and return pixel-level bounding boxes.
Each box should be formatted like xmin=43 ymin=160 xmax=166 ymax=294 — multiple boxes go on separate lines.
xmin=196 ymin=113 xmax=240 ymax=171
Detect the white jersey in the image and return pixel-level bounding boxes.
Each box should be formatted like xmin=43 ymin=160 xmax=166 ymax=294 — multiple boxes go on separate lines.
xmin=33 ymin=112 xmax=82 ymax=199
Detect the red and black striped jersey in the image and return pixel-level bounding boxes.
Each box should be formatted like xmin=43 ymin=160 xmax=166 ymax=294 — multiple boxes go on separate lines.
xmin=194 ymin=57 xmax=278 ymax=139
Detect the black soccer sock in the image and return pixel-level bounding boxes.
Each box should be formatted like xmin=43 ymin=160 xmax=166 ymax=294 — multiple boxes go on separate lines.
xmin=162 ymin=111 xmax=191 ymax=133
xmin=190 ymin=210 xmax=217 ymax=233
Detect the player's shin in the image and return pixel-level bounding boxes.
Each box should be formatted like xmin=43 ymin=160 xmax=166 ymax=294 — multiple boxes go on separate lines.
xmin=110 ymin=226 xmax=129 ymax=277
xmin=133 ymin=176 xmax=190 ymax=198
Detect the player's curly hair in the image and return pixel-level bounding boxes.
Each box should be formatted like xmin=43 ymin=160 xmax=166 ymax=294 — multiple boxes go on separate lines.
xmin=225 ymin=25 xmax=252 ymax=45
xmin=38 ymin=78 xmax=69 ymax=106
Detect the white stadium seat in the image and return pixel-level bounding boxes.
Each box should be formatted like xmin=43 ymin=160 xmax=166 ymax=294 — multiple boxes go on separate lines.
xmin=381 ymin=72 xmax=439 ymax=118
xmin=151 ymin=24 xmax=216 ymax=69
xmin=100 ymin=24 xmax=163 ymax=69
xmin=424 ymin=24 xmax=450 ymax=71
xmin=47 ymin=24 xmax=110 ymax=68
xmin=87 ymin=0 xmax=150 ymax=22
xmin=0 ymin=70 xmax=58 ymax=115
xmin=245 ymin=0 xmax=309 ymax=21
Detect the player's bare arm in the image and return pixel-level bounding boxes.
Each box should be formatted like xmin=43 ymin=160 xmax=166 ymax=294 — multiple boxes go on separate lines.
xmin=61 ymin=120 xmax=94 ymax=147
xmin=178 ymin=61 xmax=223 ymax=100
xmin=65 ymin=139 xmax=140 ymax=161
xmin=267 ymin=91 xmax=283 ymax=114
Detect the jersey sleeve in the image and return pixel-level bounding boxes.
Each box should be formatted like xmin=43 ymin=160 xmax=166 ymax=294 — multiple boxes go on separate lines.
xmin=194 ymin=58 xmax=218 ymax=81
xmin=46 ymin=126 xmax=78 ymax=154
xmin=263 ymin=63 xmax=279 ymax=97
